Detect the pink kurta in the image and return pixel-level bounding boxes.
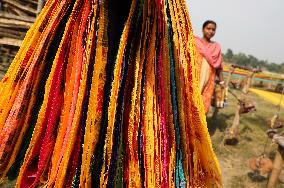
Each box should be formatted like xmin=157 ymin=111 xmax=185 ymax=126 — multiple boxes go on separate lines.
xmin=195 ymin=36 xmax=222 ymax=113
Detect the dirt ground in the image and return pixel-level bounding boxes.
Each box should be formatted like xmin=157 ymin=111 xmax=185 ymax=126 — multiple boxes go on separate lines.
xmin=208 ymin=88 xmax=284 ymax=187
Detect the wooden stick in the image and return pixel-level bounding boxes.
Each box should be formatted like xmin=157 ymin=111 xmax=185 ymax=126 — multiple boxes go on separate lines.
xmin=0 ymin=18 xmax=32 ymax=28
xmin=0 ymin=12 xmax=35 ymax=23
xmin=2 ymin=0 xmax=37 ymax=15
xmin=0 ymin=38 xmax=22 ymax=47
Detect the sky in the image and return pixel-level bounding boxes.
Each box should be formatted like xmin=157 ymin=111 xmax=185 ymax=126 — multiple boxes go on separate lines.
xmin=186 ymin=0 xmax=284 ymax=64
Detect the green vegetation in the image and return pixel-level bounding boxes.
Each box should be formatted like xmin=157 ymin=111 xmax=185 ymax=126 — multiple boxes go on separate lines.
xmin=223 ymin=49 xmax=284 ymax=73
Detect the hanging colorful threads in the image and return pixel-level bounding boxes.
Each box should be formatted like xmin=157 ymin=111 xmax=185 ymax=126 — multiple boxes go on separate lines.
xmin=0 ymin=0 xmax=222 ymax=187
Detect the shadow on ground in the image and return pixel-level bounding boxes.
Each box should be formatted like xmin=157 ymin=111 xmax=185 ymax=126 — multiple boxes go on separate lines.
xmin=207 ymin=113 xmax=234 ymax=136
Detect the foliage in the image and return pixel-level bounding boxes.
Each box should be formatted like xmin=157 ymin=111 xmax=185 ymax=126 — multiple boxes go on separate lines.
xmin=223 ymin=49 xmax=284 ymax=73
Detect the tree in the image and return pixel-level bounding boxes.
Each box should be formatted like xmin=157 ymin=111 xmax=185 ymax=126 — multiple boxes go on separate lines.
xmin=222 ymin=50 xmax=284 ymax=74
xmin=224 ymin=49 xmax=234 ymax=61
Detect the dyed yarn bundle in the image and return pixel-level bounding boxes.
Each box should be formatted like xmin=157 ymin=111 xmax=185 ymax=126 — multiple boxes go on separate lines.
xmin=0 ymin=0 xmax=221 ymax=187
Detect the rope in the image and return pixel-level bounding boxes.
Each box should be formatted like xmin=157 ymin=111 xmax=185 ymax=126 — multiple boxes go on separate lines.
xmin=261 ymin=137 xmax=269 ymax=156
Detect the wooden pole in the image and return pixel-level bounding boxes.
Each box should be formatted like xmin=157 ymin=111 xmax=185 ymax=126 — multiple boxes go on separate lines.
xmin=242 ymin=72 xmax=254 ymax=94
xmin=267 ymin=149 xmax=284 ymax=188
xmin=231 ymin=104 xmax=241 ymax=132
xmin=225 ymin=70 xmax=257 ymax=145
xmin=224 ymin=104 xmax=240 ymax=145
